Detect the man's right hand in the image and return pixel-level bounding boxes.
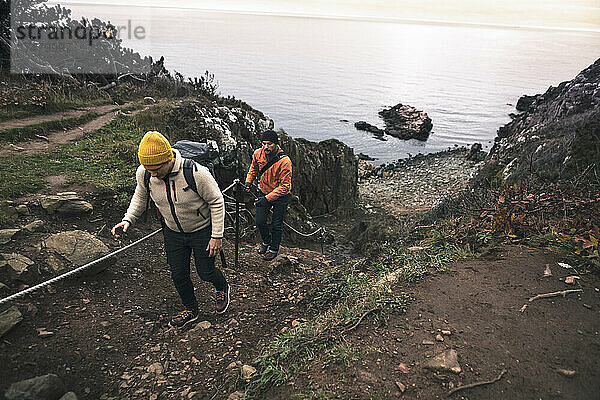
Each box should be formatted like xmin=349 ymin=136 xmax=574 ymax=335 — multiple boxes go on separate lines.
xmin=111 ymin=221 xmax=130 ymax=238
xmin=244 ymin=182 xmax=251 ymax=192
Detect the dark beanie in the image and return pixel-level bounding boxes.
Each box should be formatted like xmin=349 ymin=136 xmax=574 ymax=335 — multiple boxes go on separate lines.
xmin=261 ymin=130 xmax=278 ymax=144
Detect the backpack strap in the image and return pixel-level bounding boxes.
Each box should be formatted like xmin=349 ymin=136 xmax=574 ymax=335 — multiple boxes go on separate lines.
xmin=182 ymin=158 xmax=198 ymax=194
xmin=143 ymin=170 xmax=151 ymax=222
xmin=258 ymin=152 xmax=287 ymax=180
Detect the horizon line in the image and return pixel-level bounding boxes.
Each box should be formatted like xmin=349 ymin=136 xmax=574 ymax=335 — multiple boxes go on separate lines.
xmin=49 ymin=1 xmax=600 ymax=34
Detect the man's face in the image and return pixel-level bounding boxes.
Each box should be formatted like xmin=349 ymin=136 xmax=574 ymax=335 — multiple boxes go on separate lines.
xmin=262 ymin=141 xmax=277 ymax=155
xmin=144 ymin=158 xmax=174 ymax=179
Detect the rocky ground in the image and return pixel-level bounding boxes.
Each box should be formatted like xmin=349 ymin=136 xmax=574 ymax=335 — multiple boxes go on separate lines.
xmin=359 ymin=149 xmax=483 ymax=219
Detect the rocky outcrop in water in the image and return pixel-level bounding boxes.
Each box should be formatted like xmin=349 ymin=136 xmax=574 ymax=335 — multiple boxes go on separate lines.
xmin=379 ymin=103 xmax=433 ymax=141
xmin=488 ymin=58 xmax=600 ymax=185
xmin=354 ymin=121 xmax=385 ymax=138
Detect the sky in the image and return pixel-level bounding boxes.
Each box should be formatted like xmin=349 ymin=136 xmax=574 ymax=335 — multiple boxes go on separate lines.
xmin=49 ymin=0 xmax=600 ymax=31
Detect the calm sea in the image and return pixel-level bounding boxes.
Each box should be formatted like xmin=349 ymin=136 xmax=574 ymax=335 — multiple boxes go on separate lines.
xmin=66 ymin=5 xmax=600 ymax=163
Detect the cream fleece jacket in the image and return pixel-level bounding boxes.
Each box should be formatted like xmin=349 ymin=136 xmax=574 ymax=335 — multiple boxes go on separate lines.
xmin=123 ymin=150 xmax=225 ymax=238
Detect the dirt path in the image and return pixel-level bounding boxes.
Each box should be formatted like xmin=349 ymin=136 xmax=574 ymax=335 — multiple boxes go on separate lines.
xmin=0 ymin=230 xmax=331 ymax=399
xmin=0 ymin=103 xmax=118 ymax=131
xmin=0 ymin=103 xmax=156 ymax=158
xmin=269 ymin=245 xmax=600 ymax=399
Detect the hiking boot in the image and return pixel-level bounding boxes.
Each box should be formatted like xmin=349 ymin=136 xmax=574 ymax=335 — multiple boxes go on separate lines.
xmin=215 ymin=284 xmax=231 ymax=314
xmin=257 ymin=243 xmax=270 ymax=254
xmin=169 ymin=309 xmax=199 ymax=328
xmin=263 ymin=250 xmax=278 ymax=261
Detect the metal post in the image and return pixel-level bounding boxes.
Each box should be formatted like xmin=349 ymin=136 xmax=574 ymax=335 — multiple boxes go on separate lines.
xmin=235 ymin=180 xmax=240 ymax=270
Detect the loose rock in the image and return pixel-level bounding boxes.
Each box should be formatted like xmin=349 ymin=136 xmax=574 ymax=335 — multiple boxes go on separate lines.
xmin=0 ymin=306 xmax=23 ymax=338
xmin=4 ymin=374 xmax=66 ymax=400
xmin=1 ymin=253 xmax=34 ymax=276
xmin=241 ymin=365 xmax=257 ymax=380
xmin=0 ymin=229 xmax=20 ymax=245
xmin=23 ymin=220 xmax=45 ymax=233
xmin=424 ymin=349 xmax=462 ymax=374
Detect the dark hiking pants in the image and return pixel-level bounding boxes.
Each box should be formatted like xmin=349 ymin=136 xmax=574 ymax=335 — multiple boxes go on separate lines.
xmin=162 ymin=225 xmax=227 ymax=312
xmin=255 ymin=193 xmax=291 ymax=252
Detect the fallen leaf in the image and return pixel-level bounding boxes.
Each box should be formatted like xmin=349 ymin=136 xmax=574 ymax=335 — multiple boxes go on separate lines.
xmin=543 ymin=265 xmax=552 ymax=277
xmin=558 ymin=262 xmax=573 ymax=270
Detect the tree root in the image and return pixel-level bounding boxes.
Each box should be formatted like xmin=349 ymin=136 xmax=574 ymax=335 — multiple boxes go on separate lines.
xmin=448 ymin=369 xmax=507 ymax=396
xmin=528 ymin=289 xmax=583 ymax=302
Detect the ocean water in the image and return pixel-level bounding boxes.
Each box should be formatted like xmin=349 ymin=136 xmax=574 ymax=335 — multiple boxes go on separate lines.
xmin=66 ymin=5 xmax=600 ymax=163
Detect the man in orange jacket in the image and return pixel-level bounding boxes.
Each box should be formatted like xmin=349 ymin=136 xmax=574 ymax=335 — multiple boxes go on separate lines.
xmin=244 ymin=130 xmax=292 ymax=261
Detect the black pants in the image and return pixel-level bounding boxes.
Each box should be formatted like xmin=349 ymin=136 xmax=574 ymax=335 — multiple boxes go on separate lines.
xmin=255 ymin=193 xmax=291 ymax=252
xmin=163 ymin=225 xmax=227 ymax=312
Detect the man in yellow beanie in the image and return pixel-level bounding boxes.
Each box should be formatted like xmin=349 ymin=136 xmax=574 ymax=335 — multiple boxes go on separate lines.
xmin=111 ymin=131 xmax=229 ymax=328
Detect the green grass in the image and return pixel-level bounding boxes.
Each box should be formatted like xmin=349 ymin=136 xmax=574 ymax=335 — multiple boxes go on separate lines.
xmin=0 ymin=111 xmax=102 ymax=143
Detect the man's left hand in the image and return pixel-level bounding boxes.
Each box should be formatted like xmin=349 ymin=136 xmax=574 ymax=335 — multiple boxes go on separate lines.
xmin=255 ymin=196 xmax=270 ymax=207
xmin=206 ymin=238 xmax=223 ymax=257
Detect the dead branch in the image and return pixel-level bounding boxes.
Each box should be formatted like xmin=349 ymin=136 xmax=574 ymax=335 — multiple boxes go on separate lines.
xmin=342 ymin=308 xmax=381 ymax=333
xmin=528 ymin=289 xmax=583 ymax=302
xmin=35 ymin=135 xmax=50 ymax=142
xmin=448 ymin=369 xmax=507 ymax=396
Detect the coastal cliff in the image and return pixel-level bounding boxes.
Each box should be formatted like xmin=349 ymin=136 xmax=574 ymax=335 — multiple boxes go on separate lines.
xmin=487 ymin=58 xmax=600 ymax=187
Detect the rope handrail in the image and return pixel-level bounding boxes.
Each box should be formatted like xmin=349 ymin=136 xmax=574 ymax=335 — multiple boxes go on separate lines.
xmin=0 ymin=179 xmax=324 ymax=305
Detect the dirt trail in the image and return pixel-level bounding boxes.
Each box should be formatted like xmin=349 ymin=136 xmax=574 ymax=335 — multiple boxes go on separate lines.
xmin=0 ymin=103 xmax=118 ymax=131
xmin=0 ymin=102 xmax=156 ymax=157
xmin=270 ymin=245 xmax=600 ymax=399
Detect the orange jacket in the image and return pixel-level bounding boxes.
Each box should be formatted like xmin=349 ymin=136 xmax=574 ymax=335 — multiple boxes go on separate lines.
xmin=245 ymin=147 xmax=292 ymax=202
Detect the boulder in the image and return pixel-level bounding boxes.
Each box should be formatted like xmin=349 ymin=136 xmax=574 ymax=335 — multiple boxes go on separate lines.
xmin=0 ymin=229 xmax=20 ymax=245
xmin=42 ymin=230 xmax=109 ymax=273
xmin=465 ymin=143 xmax=487 ymax=162
xmin=4 ymin=374 xmax=66 ymax=400
xmin=379 ymin=103 xmax=433 ymax=141
xmin=40 ymin=193 xmax=93 ymax=216
xmin=0 ymin=306 xmax=22 ymax=338
xmin=59 ymin=392 xmax=78 ymax=400
xmin=1 ymin=253 xmax=34 ymax=276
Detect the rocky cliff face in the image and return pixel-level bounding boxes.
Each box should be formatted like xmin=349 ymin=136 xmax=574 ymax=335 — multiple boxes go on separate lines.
xmin=156 ymin=99 xmax=358 ymax=217
xmin=487 ymin=58 xmax=600 ymax=186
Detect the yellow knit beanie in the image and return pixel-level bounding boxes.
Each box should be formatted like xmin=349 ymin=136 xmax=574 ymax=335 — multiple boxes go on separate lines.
xmin=138 ymin=131 xmax=173 ymax=166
